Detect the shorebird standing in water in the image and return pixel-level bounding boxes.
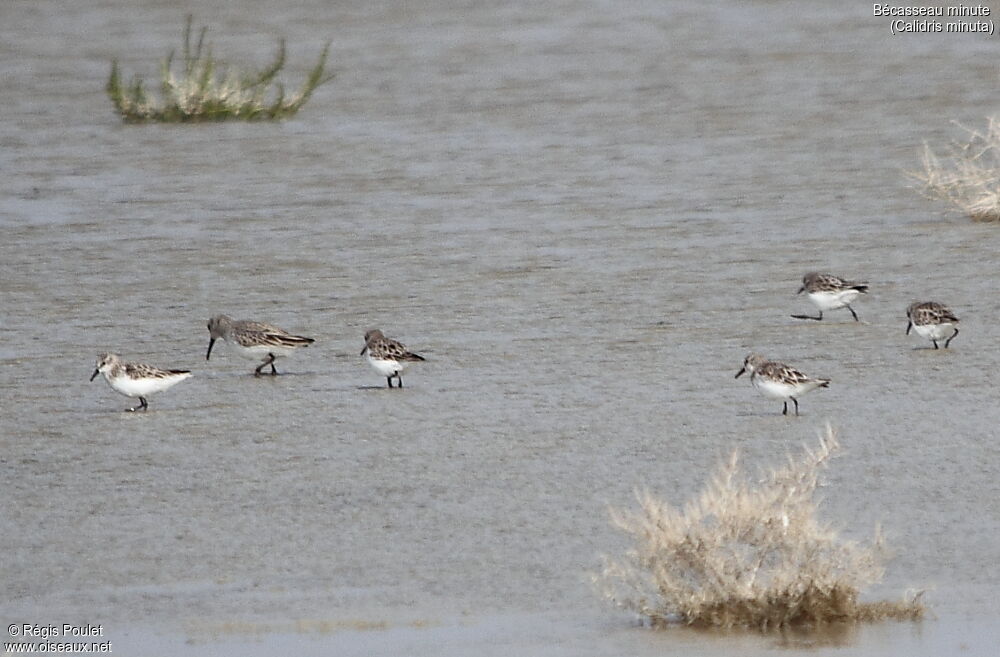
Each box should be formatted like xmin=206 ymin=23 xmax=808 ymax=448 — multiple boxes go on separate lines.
xmin=90 ymin=352 xmax=192 ymax=411
xmin=206 ymin=314 xmax=315 ymax=376
xmin=361 ymin=329 xmax=425 ymax=388
xmin=735 ymin=353 xmax=830 ymax=416
xmin=906 ymin=301 xmax=960 ymax=349
xmin=792 ymin=272 xmax=869 ymax=322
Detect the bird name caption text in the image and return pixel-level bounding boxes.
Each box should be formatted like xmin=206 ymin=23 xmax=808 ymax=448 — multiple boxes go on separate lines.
xmin=873 ymin=4 xmax=994 ymax=34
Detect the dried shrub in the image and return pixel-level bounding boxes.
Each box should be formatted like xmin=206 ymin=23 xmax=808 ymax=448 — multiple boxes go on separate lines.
xmin=595 ymin=428 xmax=924 ymax=630
xmin=106 ymin=16 xmax=332 ymax=123
xmin=911 ymin=118 xmax=1000 ymax=222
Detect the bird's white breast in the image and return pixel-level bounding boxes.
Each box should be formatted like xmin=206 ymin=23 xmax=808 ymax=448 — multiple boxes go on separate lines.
xmin=752 ymin=376 xmax=797 ymax=400
xmin=108 ymin=372 xmax=191 ymax=397
xmin=366 ymin=352 xmax=408 ymax=376
xmin=808 ymin=289 xmax=860 ymax=311
xmin=227 ymin=340 xmax=296 ymax=361
xmin=913 ymin=322 xmax=954 ymax=341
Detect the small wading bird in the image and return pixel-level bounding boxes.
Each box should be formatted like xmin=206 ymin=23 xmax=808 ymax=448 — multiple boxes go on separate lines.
xmin=90 ymin=352 xmax=192 ymax=412
xmin=791 ymin=272 xmax=869 ymax=322
xmin=735 ymin=353 xmax=830 ymax=416
xmin=361 ymin=329 xmax=425 ymax=388
xmin=206 ymin=314 xmax=315 ymax=376
xmin=906 ymin=301 xmax=960 ymax=349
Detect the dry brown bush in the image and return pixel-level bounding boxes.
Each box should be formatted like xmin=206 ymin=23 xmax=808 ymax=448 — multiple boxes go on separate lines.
xmin=595 ymin=427 xmax=924 ymax=630
xmin=911 ymin=118 xmax=1000 ymax=222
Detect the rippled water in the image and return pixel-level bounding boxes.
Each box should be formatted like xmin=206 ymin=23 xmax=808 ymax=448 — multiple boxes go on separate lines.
xmin=3 ymin=1 xmax=999 ymax=655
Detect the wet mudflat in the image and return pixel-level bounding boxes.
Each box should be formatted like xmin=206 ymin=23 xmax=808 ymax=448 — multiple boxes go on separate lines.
xmin=2 ymin=1 xmax=999 ymax=655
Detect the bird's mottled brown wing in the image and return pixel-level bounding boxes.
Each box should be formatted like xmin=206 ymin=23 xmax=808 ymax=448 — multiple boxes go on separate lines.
xmin=759 ymin=361 xmax=812 ymax=385
xmin=370 ymin=337 xmax=424 ymax=362
xmin=125 ymin=362 xmax=191 ymax=379
xmin=912 ymin=302 xmax=959 ymax=325
xmin=232 ymin=326 xmax=314 ymax=348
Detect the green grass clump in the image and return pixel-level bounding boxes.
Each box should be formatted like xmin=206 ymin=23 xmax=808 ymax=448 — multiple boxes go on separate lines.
xmin=106 ymin=17 xmax=332 ymax=123
xmin=911 ymin=117 xmax=1000 ymax=222
xmin=595 ymin=427 xmax=924 ymax=631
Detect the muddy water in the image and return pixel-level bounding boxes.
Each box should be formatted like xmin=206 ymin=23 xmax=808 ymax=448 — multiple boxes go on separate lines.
xmin=2 ymin=1 xmax=999 ymax=655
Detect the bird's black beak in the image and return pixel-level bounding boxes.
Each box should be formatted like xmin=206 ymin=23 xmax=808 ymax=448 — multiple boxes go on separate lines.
xmin=796 ymin=286 xmax=804 ymax=295
xmin=360 ymin=345 xmax=368 ymax=356
xmin=90 ymin=368 xmax=100 ymax=382
xmin=735 ymin=367 xmax=746 ymax=379
xmin=905 ymin=321 xmax=912 ymax=335
xmin=206 ymin=337 xmax=216 ymax=360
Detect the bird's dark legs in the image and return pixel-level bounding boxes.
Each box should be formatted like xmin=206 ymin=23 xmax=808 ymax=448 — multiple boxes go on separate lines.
xmin=932 ymin=340 xmax=939 ymax=350
xmin=791 ymin=311 xmax=823 ymax=321
xmin=397 ymin=375 xmax=404 ymax=388
xmin=128 ymin=396 xmax=148 ymax=412
xmin=255 ymin=353 xmax=277 ymax=376
xmin=781 ymin=399 xmax=800 ymax=416
xmin=945 ymin=328 xmax=959 ymax=348
xmin=847 ymin=305 xmax=859 ymax=322
xmin=386 ymin=376 xmax=394 ymax=388
xmin=386 ymin=372 xmax=403 ymax=388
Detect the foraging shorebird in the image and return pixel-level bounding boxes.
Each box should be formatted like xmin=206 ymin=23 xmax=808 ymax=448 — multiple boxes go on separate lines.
xmin=90 ymin=352 xmax=192 ymax=411
xmin=791 ymin=272 xmax=869 ymax=321
xmin=361 ymin=329 xmax=425 ymax=388
xmin=206 ymin=314 xmax=315 ymax=376
xmin=906 ymin=301 xmax=960 ymax=349
xmin=735 ymin=353 xmax=830 ymax=416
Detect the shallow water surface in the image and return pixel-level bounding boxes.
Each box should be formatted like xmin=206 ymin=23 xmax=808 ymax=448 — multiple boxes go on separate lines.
xmin=2 ymin=1 xmax=999 ymax=655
